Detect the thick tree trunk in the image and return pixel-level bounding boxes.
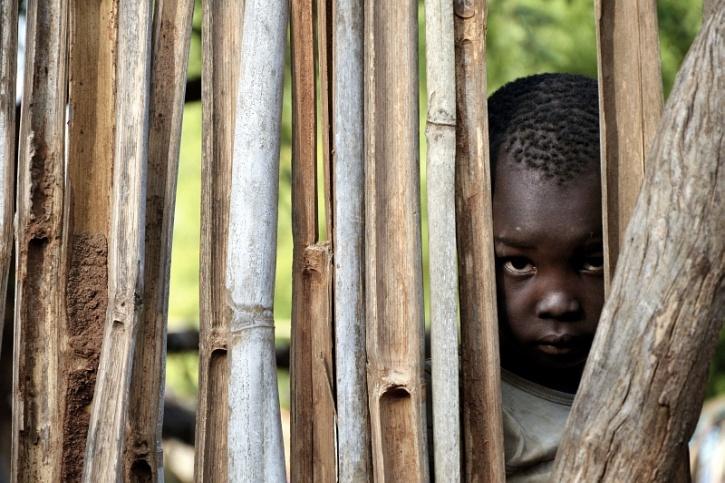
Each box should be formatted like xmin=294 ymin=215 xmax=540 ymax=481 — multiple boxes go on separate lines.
xmin=552 ymin=6 xmax=724 ymax=481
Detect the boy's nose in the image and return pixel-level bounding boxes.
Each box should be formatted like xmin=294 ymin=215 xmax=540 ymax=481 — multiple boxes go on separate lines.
xmin=535 ymin=291 xmax=582 ymax=320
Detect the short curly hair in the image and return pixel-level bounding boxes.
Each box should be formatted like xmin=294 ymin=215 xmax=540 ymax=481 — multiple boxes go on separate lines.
xmin=488 ymin=73 xmax=600 ymax=185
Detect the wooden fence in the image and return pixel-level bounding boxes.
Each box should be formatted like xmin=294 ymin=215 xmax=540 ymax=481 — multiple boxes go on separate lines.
xmin=0 ymin=0 xmax=722 ymax=482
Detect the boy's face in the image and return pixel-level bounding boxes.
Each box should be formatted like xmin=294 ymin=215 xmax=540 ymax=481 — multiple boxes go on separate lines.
xmin=492 ymin=153 xmax=604 ymax=377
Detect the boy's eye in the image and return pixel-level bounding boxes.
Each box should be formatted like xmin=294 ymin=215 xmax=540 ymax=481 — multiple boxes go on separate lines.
xmin=502 ymin=257 xmax=536 ymax=276
xmin=581 ymin=255 xmax=604 ymax=274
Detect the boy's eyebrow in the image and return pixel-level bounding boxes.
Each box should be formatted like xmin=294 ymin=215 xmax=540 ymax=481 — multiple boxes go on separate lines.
xmin=494 ymin=236 xmax=535 ymax=249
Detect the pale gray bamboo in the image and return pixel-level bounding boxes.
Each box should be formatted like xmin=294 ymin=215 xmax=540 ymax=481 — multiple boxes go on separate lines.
xmin=425 ymin=0 xmax=460 ymax=479
xmin=596 ymin=0 xmax=663 ymax=288
xmin=332 ymin=0 xmax=371 ymax=480
xmin=364 ymin=1 xmax=429 ymax=480
xmin=194 ymin=1 xmax=243 ymax=480
xmin=226 ymin=0 xmax=288 ymax=479
xmin=11 ymin=1 xmax=68 ymax=480
xmin=82 ymin=2 xmax=153 ymax=480
xmin=125 ymin=0 xmax=194 ymax=480
xmin=0 ymin=0 xmax=17 ymax=358
xmin=552 ymin=7 xmax=724 ymax=480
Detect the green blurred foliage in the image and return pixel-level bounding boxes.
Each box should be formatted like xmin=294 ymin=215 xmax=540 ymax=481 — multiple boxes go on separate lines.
xmin=166 ymin=0 xmax=724 ymax=402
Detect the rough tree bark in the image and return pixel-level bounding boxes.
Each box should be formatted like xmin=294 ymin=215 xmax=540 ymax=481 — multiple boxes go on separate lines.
xmin=552 ymin=6 xmax=724 ymax=481
xmin=453 ymin=0 xmax=506 ymax=481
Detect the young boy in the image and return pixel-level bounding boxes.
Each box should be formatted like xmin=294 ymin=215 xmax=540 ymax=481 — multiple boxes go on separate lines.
xmin=488 ymin=73 xmax=604 ymax=481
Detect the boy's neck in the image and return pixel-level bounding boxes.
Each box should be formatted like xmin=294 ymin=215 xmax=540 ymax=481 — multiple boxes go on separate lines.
xmin=501 ymin=348 xmax=584 ymax=394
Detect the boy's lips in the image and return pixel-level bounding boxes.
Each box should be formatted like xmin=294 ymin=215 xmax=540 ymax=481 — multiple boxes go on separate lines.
xmin=535 ymin=334 xmax=588 ymax=356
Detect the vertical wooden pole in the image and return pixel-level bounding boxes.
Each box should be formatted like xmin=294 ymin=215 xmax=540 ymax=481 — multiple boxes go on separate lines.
xmin=194 ymin=1 xmax=243 ymax=481
xmin=596 ymin=0 xmax=663 ymax=289
xmin=0 ymin=0 xmax=18 ymax=358
xmin=125 ymin=0 xmax=194 ymax=480
xmin=11 ymin=1 xmax=68 ymax=481
xmin=61 ymin=1 xmax=117 ymax=481
xmin=425 ymin=0 xmax=460 ymax=479
xmin=82 ymin=2 xmax=153 ymax=480
xmin=453 ymin=0 xmax=506 ymax=481
xmin=225 ymin=0 xmax=288 ymax=479
xmin=364 ymin=1 xmax=428 ymax=480
xmin=332 ymin=0 xmax=371 ymax=481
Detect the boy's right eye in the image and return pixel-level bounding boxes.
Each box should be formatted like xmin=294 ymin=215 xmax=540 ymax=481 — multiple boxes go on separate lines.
xmin=502 ymin=257 xmax=536 ymax=276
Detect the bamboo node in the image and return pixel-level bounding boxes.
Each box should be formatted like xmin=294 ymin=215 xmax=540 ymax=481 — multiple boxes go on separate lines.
xmin=229 ymin=303 xmax=275 ymax=332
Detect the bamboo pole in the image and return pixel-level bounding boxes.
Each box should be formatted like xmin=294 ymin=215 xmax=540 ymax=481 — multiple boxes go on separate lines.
xmin=364 ymin=1 xmax=428 ymax=480
xmin=425 ymin=0 xmax=460 ymax=479
xmin=596 ymin=0 xmax=663 ymax=289
xmin=453 ymin=0 xmax=506 ymax=481
xmin=59 ymin=1 xmax=117 ymax=480
xmin=82 ymin=2 xmax=153 ymax=480
xmin=225 ymin=0 xmax=288 ymax=479
xmin=332 ymin=0 xmax=371 ymax=481
xmin=11 ymin=1 xmax=68 ymax=480
xmin=194 ymin=1 xmax=243 ymax=480
xmin=0 ymin=0 xmax=17 ymax=360
xmin=125 ymin=0 xmax=194 ymax=480
xmin=552 ymin=8 xmax=723 ymax=479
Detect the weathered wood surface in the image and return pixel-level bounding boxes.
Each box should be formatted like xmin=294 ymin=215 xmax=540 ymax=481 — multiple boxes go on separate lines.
xmin=596 ymin=0 xmax=663 ymax=288
xmin=82 ymin=2 xmax=153 ymax=480
xmin=552 ymin=7 xmax=724 ymax=481
xmin=11 ymin=1 xmax=68 ymax=481
xmin=125 ymin=1 xmax=194 ymax=480
xmin=225 ymin=0 xmax=288 ymax=479
xmin=332 ymin=0 xmax=371 ymax=480
xmin=453 ymin=1 xmax=506 ymax=481
xmin=425 ymin=0 xmax=461 ymax=479
xmin=61 ymin=1 xmax=117 ymax=481
xmin=0 ymin=0 xmax=17 ymax=359
xmin=194 ymin=1 xmax=243 ymax=481
xmin=364 ymin=2 xmax=428 ymax=480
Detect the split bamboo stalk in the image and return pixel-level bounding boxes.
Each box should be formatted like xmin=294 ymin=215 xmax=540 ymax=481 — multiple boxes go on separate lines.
xmin=332 ymin=0 xmax=371 ymax=480
xmin=552 ymin=7 xmax=723 ymax=479
xmin=290 ymin=0 xmax=336 ymax=480
xmin=60 ymin=1 xmax=117 ymax=480
xmin=425 ymin=0 xmax=460 ymax=479
xmin=11 ymin=1 xmax=68 ymax=481
xmin=124 ymin=0 xmax=194 ymax=480
xmin=596 ymin=0 xmax=663 ymax=289
xmin=225 ymin=0 xmax=288 ymax=479
xmin=194 ymin=1 xmax=243 ymax=481
xmin=453 ymin=0 xmax=506 ymax=481
xmin=82 ymin=2 xmax=153 ymax=480
xmin=364 ymin=1 xmax=428 ymax=480
xmin=0 ymin=0 xmax=17 ymax=358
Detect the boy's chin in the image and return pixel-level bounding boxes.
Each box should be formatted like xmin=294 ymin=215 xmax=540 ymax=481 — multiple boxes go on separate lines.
xmin=529 ymin=345 xmax=590 ymax=370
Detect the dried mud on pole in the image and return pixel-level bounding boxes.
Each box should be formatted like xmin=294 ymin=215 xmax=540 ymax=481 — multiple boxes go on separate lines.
xmin=82 ymin=2 xmax=153 ymax=480
xmin=194 ymin=1 xmax=243 ymax=481
xmin=596 ymin=0 xmax=663 ymax=287
xmin=552 ymin=7 xmax=724 ymax=481
xmin=364 ymin=1 xmax=429 ymax=480
xmin=11 ymin=1 xmax=68 ymax=481
xmin=453 ymin=0 xmax=506 ymax=481
xmin=225 ymin=0 xmax=288 ymax=480
xmin=0 ymin=0 xmax=17 ymax=358
xmin=124 ymin=1 xmax=194 ymax=480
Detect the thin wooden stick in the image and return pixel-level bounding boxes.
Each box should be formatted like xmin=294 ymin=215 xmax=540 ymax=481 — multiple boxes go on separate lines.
xmin=60 ymin=1 xmax=117 ymax=480
xmin=82 ymin=2 xmax=153 ymax=480
xmin=425 ymin=0 xmax=460 ymax=478
xmin=194 ymin=1 xmax=243 ymax=481
xmin=124 ymin=0 xmax=194 ymax=480
xmin=553 ymin=9 xmax=723 ymax=479
xmin=11 ymin=1 xmax=68 ymax=480
xmin=596 ymin=0 xmax=663 ymax=289
xmin=332 ymin=0 xmax=371 ymax=480
xmin=225 ymin=0 xmax=288 ymax=479
xmin=364 ymin=1 xmax=428 ymax=480
xmin=453 ymin=0 xmax=506 ymax=481
xmin=0 ymin=0 xmax=17 ymax=360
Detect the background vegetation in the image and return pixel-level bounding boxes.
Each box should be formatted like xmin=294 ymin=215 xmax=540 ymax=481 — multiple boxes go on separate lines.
xmin=165 ymin=0 xmax=725 ymax=408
